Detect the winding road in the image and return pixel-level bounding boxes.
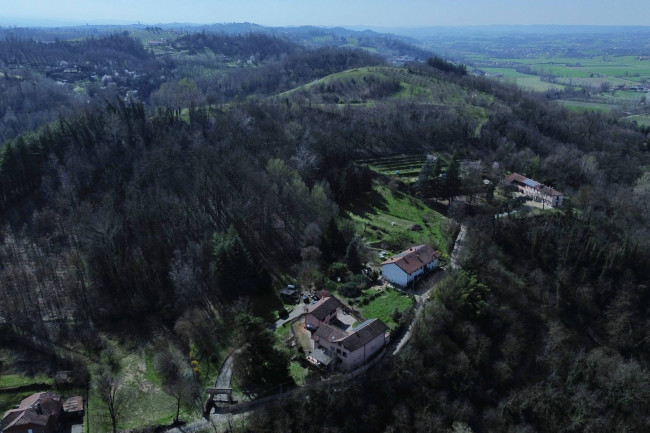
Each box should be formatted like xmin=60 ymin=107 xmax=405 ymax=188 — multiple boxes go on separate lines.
xmin=174 ymin=223 xmax=469 ymax=431
xmin=393 ymin=224 xmax=466 ymax=355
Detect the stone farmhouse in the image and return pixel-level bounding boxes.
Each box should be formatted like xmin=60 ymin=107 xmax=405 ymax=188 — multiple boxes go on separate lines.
xmin=503 ymin=172 xmax=563 ymax=208
xmin=381 ymin=245 xmax=440 ymax=288
xmin=305 ymin=296 xmax=388 ymax=370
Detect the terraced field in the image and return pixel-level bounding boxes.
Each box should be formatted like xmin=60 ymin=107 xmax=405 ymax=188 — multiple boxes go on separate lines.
xmin=358 ymin=154 xmax=428 ymax=178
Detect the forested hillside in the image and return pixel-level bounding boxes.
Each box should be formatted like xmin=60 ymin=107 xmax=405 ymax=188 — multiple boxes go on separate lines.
xmin=1 ymin=27 xmax=650 ymax=433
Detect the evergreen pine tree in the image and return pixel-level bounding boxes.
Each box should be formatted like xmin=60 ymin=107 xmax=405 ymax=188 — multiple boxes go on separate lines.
xmin=444 ymin=153 xmax=461 ymax=202
xmin=415 ymin=159 xmax=435 ymax=198
xmin=344 ymin=236 xmax=363 ymax=274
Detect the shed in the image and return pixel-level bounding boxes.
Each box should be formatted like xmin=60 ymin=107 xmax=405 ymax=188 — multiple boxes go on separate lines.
xmin=279 ymin=287 xmax=298 ymax=303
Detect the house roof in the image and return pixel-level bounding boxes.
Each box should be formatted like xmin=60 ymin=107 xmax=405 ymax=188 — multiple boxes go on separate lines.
xmin=504 ymin=172 xmax=563 ymax=197
xmin=503 ymin=173 xmax=527 ymax=184
xmin=307 ymin=296 xmax=342 ymax=321
xmin=539 ymin=185 xmax=563 ymax=197
xmin=278 ymin=288 xmax=297 ymax=296
xmin=62 ymin=396 xmax=83 ymax=414
xmin=1 ymin=392 xmax=61 ymax=432
xmin=381 ymin=245 xmax=440 ymax=275
xmin=310 ymin=348 xmax=334 ymax=366
xmin=313 ymin=322 xmax=348 ymax=344
xmin=313 ymin=319 xmax=388 ymax=353
xmin=341 ymin=319 xmax=388 ymax=352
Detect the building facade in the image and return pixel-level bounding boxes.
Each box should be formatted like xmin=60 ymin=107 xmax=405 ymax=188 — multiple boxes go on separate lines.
xmin=503 ymin=173 xmax=563 ymax=208
xmin=305 ymin=296 xmax=342 ymax=329
xmin=381 ymin=245 xmax=440 ymax=287
xmin=313 ymin=319 xmax=388 ymax=370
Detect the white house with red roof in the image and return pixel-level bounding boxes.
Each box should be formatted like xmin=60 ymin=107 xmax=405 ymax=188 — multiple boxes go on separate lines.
xmin=381 ymin=245 xmax=440 ymax=287
xmin=503 ymin=173 xmax=563 ymax=208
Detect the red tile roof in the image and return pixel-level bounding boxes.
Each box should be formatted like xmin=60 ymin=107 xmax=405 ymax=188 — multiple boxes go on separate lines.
xmin=381 ymin=245 xmax=440 ymax=275
xmin=1 ymin=392 xmax=62 ymax=433
xmin=307 ymin=296 xmax=342 ymax=321
xmin=504 ymin=172 xmax=563 ymax=196
xmin=503 ymin=173 xmax=527 ymax=184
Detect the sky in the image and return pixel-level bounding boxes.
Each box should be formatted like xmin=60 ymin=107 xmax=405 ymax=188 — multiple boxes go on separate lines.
xmin=1 ymin=0 xmax=649 ymax=27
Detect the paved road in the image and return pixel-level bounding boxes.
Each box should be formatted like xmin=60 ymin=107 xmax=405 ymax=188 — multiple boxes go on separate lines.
xmin=216 ymin=353 xmax=235 ymax=389
xmin=166 ymin=412 xmax=248 ymax=433
xmin=450 ymin=224 xmax=467 ymax=270
xmin=392 ymin=270 xmax=449 ymax=355
xmin=394 ymin=224 xmax=467 ymax=355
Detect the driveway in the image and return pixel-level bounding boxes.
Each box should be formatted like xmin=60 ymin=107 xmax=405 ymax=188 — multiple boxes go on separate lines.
xmin=270 ymin=303 xmax=307 ymax=330
xmin=394 ymin=224 xmax=466 ymax=355
xmin=216 ymin=353 xmax=235 ymax=389
xmin=450 ymin=224 xmax=467 ymax=270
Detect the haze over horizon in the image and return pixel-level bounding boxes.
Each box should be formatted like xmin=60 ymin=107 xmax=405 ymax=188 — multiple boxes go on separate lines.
xmin=2 ymin=0 xmax=649 ymax=28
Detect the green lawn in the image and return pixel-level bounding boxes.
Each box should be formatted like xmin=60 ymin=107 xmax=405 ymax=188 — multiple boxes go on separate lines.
xmin=346 ymin=183 xmax=450 ymax=257
xmin=289 ymin=361 xmax=308 ymax=386
xmin=274 ymin=322 xmax=292 ymax=341
xmin=481 ymin=67 xmax=572 ymax=92
xmin=360 ymin=154 xmax=428 ymax=177
xmin=626 ymin=113 xmax=650 ymax=127
xmin=0 ymin=374 xmax=53 ymax=389
xmin=356 ymin=287 xmax=414 ymax=330
xmin=556 ymin=100 xmax=614 ymax=112
xmin=89 ymin=349 xmax=201 ymax=433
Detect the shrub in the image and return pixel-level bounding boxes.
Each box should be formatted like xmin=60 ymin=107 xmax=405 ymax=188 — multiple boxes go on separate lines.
xmin=339 ymin=282 xmax=362 ymax=298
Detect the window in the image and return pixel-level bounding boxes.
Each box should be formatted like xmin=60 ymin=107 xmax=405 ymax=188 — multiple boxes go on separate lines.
xmin=343 ymin=352 xmax=347 ymax=357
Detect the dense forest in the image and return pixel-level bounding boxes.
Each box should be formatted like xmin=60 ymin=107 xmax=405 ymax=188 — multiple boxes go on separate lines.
xmin=1 ymin=27 xmax=650 ymax=433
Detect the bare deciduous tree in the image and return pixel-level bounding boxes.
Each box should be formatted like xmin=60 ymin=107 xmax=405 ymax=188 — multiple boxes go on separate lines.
xmin=94 ymin=366 xmax=129 ymax=433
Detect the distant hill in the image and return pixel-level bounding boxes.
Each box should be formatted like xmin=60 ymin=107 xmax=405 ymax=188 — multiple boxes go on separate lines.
xmin=0 ymin=22 xmax=433 ymax=62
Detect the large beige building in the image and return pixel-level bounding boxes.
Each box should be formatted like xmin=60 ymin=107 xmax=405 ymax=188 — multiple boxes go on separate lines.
xmin=504 ymin=173 xmax=563 ymax=208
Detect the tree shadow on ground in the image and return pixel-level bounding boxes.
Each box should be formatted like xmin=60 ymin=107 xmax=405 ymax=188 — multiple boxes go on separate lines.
xmin=342 ymin=188 xmax=390 ymax=220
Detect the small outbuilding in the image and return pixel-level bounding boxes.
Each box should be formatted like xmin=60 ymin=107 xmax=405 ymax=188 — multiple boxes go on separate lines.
xmin=278 ymin=286 xmax=299 ymax=303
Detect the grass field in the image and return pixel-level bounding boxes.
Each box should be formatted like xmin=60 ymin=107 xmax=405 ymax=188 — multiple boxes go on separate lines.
xmin=478 ymin=56 xmax=650 ymax=81
xmin=0 ymin=374 xmax=56 ymax=413
xmin=0 ymin=374 xmax=53 ymax=389
xmin=476 ymin=54 xmax=650 ymax=119
xmin=345 ymin=183 xmax=450 ymax=257
xmin=358 ymin=154 xmax=428 ymax=177
xmin=557 ymin=100 xmax=615 ymax=112
xmin=356 ymin=287 xmax=414 ymax=330
xmin=626 ymin=113 xmax=650 ymax=127
xmin=88 ymin=348 xmax=201 ymax=433
xmin=289 ymin=361 xmax=308 ymax=386
xmin=276 ymin=66 xmax=494 ymax=113
xmin=481 ymin=67 xmax=573 ymax=92
xmin=274 ymin=322 xmax=292 ymax=341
